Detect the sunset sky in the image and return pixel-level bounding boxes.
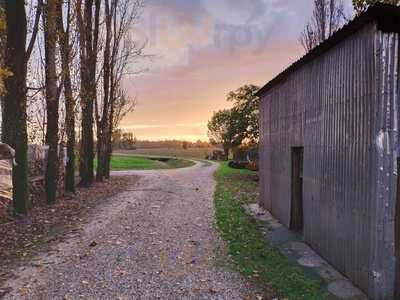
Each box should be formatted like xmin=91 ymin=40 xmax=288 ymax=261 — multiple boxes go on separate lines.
xmin=120 ymin=0 xmax=354 ymax=141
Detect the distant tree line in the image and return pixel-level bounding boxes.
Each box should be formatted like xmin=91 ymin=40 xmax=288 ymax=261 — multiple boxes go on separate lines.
xmin=111 ymin=131 xmax=212 ymax=150
xmin=1 ymin=0 xmax=145 ymax=215
xmin=112 ymin=130 xmax=137 ymax=150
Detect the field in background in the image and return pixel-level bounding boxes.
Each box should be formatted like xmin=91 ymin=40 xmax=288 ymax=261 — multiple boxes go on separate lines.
xmin=108 ymin=155 xmax=195 ymax=171
xmin=115 ymin=147 xmax=219 ymax=159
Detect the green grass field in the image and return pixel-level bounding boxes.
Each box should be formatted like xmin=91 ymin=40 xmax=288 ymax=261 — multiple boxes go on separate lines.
xmin=115 ymin=147 xmax=217 ymax=159
xmin=214 ymin=162 xmax=324 ymax=299
xmin=106 ymin=155 xmax=195 ymax=171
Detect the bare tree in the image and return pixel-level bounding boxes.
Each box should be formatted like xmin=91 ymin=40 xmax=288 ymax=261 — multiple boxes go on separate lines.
xmin=43 ymin=0 xmax=59 ymax=204
xmin=76 ymin=0 xmax=100 ymax=187
xmin=95 ymin=0 xmax=112 ymax=182
xmin=57 ymin=0 xmax=76 ymax=192
xmin=106 ymin=0 xmax=145 ymax=178
xmin=112 ymin=89 xmax=136 ymax=131
xmin=3 ymin=0 xmax=29 ymax=214
xmin=95 ymin=0 xmax=144 ymax=181
xmin=300 ymin=0 xmax=346 ymax=52
xmin=3 ymin=0 xmax=41 ymax=215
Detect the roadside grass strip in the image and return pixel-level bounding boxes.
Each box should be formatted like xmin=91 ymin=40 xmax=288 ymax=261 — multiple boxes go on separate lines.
xmin=214 ymin=162 xmax=325 ymax=300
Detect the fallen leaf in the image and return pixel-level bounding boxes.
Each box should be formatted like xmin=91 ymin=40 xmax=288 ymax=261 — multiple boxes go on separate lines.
xmin=89 ymin=241 xmax=97 ymax=247
xmin=19 ymin=287 xmax=29 ymax=296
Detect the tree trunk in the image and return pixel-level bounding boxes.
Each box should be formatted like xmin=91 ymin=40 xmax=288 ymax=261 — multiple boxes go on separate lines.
xmin=96 ymin=0 xmax=112 ymax=182
xmin=80 ymin=91 xmax=94 ymax=186
xmin=105 ymin=64 xmax=116 ymax=179
xmin=3 ymin=0 xmax=29 ymax=215
xmin=57 ymin=0 xmax=75 ymax=192
xmin=105 ymin=101 xmax=114 ymax=179
xmin=223 ymin=147 xmax=229 ymax=159
xmin=95 ymin=133 xmax=102 ymax=182
xmin=96 ymin=128 xmax=108 ymax=181
xmin=44 ymin=0 xmax=59 ymax=204
xmin=105 ymin=139 xmax=111 ymax=178
xmin=78 ymin=0 xmax=100 ymax=187
xmin=78 ymin=0 xmax=93 ymax=187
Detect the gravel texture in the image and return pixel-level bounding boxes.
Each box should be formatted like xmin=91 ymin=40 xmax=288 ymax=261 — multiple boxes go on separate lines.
xmin=2 ymin=162 xmax=257 ymax=300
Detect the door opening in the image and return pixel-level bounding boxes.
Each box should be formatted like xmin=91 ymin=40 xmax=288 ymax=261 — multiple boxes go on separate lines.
xmin=395 ymin=158 xmax=400 ymax=298
xmin=291 ymin=147 xmax=304 ymax=232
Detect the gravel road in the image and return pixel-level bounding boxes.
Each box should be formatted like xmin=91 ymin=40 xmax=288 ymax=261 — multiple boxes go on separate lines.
xmin=2 ymin=161 xmax=257 ymax=300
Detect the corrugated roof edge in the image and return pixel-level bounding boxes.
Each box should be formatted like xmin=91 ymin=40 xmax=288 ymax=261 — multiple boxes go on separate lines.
xmin=256 ymin=3 xmax=400 ymax=98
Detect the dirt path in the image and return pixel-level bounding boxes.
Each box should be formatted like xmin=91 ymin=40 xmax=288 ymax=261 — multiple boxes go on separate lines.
xmin=2 ymin=161 xmax=256 ymax=300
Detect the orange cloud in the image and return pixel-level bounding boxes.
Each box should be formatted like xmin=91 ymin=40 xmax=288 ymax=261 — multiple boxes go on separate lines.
xmin=122 ymin=41 xmax=303 ymax=141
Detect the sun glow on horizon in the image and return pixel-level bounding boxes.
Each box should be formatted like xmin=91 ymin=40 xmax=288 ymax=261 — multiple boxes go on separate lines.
xmin=118 ymin=122 xmax=209 ymax=142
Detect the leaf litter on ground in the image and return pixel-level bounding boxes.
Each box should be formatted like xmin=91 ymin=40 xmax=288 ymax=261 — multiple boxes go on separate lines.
xmin=0 ymin=176 xmax=137 ymax=285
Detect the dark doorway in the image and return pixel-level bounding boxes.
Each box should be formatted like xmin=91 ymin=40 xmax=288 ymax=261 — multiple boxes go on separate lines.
xmin=395 ymin=159 xmax=400 ymax=299
xmin=291 ymin=147 xmax=304 ymax=232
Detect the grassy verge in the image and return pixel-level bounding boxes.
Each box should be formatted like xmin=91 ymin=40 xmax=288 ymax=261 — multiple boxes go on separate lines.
xmin=214 ymin=162 xmax=324 ymax=300
xmin=103 ymin=155 xmax=195 ymax=171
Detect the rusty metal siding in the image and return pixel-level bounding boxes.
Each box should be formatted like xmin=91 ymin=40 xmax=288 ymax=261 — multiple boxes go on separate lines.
xmin=371 ymin=30 xmax=398 ymax=299
xmin=259 ymin=22 xmax=399 ymax=299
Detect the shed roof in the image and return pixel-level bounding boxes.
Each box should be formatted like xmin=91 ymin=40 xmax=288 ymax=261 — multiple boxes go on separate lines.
xmin=256 ymin=3 xmax=400 ymax=97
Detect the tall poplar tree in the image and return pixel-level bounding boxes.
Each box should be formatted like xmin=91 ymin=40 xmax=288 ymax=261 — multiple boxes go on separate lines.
xmin=3 ymin=1 xmax=29 ymax=214
xmin=76 ymin=0 xmax=100 ymax=187
xmin=57 ymin=0 xmax=75 ymax=192
xmin=43 ymin=0 xmax=59 ymax=203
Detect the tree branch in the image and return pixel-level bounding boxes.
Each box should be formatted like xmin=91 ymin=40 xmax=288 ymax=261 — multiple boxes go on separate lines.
xmin=26 ymin=0 xmax=43 ymax=62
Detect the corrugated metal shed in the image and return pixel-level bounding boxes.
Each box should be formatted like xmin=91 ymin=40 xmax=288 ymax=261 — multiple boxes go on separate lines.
xmin=258 ymin=4 xmax=400 ymax=299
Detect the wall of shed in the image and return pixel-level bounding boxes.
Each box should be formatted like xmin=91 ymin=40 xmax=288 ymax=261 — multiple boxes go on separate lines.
xmin=259 ymin=23 xmax=399 ymax=299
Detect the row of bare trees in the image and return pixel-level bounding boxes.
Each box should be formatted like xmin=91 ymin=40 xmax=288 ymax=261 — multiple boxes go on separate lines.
xmin=2 ymin=0 xmax=144 ymax=215
xmin=300 ymin=0 xmax=400 ymax=53
xmin=300 ymin=0 xmax=346 ymax=52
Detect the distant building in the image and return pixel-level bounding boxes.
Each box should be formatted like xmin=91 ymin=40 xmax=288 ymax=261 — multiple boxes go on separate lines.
xmin=257 ymin=4 xmax=400 ymax=299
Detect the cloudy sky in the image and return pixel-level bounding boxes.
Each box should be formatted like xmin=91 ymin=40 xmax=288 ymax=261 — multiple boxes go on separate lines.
xmin=120 ymin=0 xmax=353 ymax=141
